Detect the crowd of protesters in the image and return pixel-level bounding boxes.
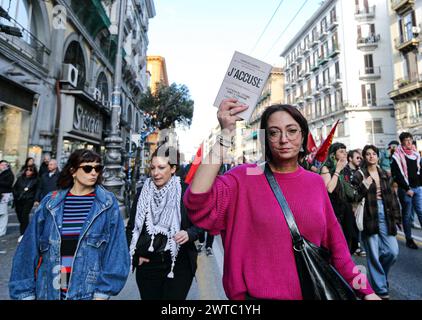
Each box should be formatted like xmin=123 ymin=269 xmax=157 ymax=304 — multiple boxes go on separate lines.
xmin=3 ymin=100 xmax=422 ymax=300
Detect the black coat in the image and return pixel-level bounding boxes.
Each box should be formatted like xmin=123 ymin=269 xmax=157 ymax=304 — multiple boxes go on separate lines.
xmin=126 ymin=181 xmax=203 ymax=275
xmin=12 ymin=175 xmax=38 ymax=203
xmin=35 ymin=171 xmax=60 ymax=202
xmin=0 ymin=168 xmax=15 ymax=194
xmin=38 ymin=162 xmax=49 ymax=178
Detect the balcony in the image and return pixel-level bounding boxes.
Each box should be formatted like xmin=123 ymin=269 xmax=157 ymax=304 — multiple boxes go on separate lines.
xmin=328 ymin=19 xmax=339 ymax=31
xmin=389 ymin=73 xmax=422 ymax=100
xmin=330 ymin=74 xmax=342 ymax=86
xmin=322 ymin=81 xmax=331 ymax=91
xmin=311 ymin=35 xmax=320 ymax=47
xmin=318 ymin=55 xmax=329 ymax=66
xmin=313 ymin=84 xmax=322 ymax=96
xmin=354 ymin=5 xmax=376 ymax=21
xmin=391 ymin=0 xmax=415 ymax=13
xmin=359 ymin=66 xmax=381 ymax=80
xmin=319 ymin=29 xmax=328 ymax=40
xmin=0 ymin=18 xmax=50 ymax=67
xmin=303 ymin=45 xmax=311 ymax=55
xmin=357 ymin=34 xmax=380 ymax=50
xmin=310 ymin=63 xmax=319 ymax=72
xmin=395 ymin=32 xmax=420 ymax=52
xmin=328 ymin=45 xmax=340 ymax=58
xmin=70 ymin=0 xmax=111 ymax=39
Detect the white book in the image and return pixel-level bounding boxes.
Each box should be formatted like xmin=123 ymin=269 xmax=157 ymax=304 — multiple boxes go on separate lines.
xmin=213 ymin=51 xmax=272 ymax=122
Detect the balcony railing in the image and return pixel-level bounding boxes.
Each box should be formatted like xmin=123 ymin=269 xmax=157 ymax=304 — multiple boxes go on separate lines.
xmin=354 ymin=5 xmax=376 ymax=20
xmin=391 ymin=0 xmax=415 ymax=13
xmin=357 ymin=34 xmax=381 ymax=49
xmin=328 ymin=19 xmax=338 ymax=31
xmin=390 ymin=72 xmax=422 ymax=100
xmin=328 ymin=45 xmax=340 ymax=58
xmin=359 ymin=66 xmax=381 ymax=80
xmin=395 ymin=32 xmax=420 ymax=51
xmin=330 ymin=74 xmax=342 ymax=86
xmin=0 ymin=16 xmax=50 ymax=66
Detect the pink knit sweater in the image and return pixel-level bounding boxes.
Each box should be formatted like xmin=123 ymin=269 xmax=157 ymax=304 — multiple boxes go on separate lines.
xmin=183 ymin=164 xmax=374 ymax=300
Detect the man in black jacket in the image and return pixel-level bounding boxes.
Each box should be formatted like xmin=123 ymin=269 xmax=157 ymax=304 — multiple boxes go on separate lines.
xmin=0 ymin=160 xmax=15 ymax=237
xmin=34 ymin=159 xmax=60 ymax=205
xmin=391 ymin=132 xmax=422 ymax=249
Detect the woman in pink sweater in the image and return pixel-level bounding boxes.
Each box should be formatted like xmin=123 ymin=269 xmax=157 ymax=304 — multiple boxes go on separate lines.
xmin=183 ymin=99 xmax=380 ymax=300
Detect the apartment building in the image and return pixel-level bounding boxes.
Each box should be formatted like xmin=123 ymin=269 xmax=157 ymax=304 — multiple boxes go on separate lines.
xmin=388 ymin=0 xmax=422 ymax=140
xmin=281 ymin=0 xmax=397 ymax=150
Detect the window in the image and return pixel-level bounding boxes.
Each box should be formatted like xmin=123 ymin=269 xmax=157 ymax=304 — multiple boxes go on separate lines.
xmin=313 ymin=50 xmax=319 ymax=66
xmin=331 ymin=32 xmax=339 ymax=51
xmin=305 ymin=56 xmax=311 ymax=73
xmin=321 ymin=17 xmax=327 ymax=33
xmin=337 ymin=121 xmax=345 ymax=137
xmin=312 ymin=27 xmax=318 ymax=42
xmin=316 ymin=98 xmax=322 ymax=117
xmin=335 ymin=61 xmax=341 ymax=78
xmin=335 ymin=88 xmax=343 ymax=109
xmin=399 ymin=11 xmax=416 ymax=42
xmin=407 ymin=100 xmax=422 ymax=123
xmin=330 ymin=7 xmax=337 ymax=24
xmin=361 ymin=84 xmax=376 ymax=106
xmin=405 ymin=50 xmax=419 ymax=82
xmin=325 ymin=94 xmax=332 ymax=113
xmin=365 ymin=120 xmax=383 ymax=134
xmin=64 ymin=41 xmax=86 ymax=89
xmin=323 ymin=68 xmax=330 ymax=85
xmin=364 ymin=54 xmax=374 ymax=73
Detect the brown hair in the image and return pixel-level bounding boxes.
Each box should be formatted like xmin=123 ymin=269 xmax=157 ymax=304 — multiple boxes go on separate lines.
xmin=260 ymin=104 xmax=309 ymax=162
xmin=151 ymin=144 xmax=181 ymax=172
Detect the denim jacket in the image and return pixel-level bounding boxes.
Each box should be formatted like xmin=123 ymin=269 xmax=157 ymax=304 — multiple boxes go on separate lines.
xmin=9 ymin=185 xmax=130 ymax=300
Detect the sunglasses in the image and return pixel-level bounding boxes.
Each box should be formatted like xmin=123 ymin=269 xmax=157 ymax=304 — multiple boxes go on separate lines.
xmin=78 ymin=165 xmax=103 ymax=174
xmin=26 ymin=168 xmax=34 ymax=172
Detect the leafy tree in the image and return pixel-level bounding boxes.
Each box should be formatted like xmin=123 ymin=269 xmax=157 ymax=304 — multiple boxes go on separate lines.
xmin=139 ymin=83 xmax=194 ymax=130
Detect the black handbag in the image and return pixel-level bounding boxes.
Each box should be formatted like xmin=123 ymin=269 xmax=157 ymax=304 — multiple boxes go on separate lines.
xmin=264 ymin=163 xmax=357 ymax=300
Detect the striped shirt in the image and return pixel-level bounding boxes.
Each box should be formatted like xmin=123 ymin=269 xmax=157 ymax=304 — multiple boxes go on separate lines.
xmin=60 ymin=192 xmax=95 ymax=298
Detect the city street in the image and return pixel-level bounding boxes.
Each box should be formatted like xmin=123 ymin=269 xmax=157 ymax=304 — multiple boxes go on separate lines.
xmin=1 ymin=207 xmax=422 ymax=300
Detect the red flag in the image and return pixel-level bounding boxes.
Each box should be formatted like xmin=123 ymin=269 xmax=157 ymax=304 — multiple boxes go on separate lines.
xmin=314 ymin=120 xmax=339 ymax=163
xmin=306 ymin=132 xmax=318 ymax=164
xmin=184 ymin=143 xmax=203 ymax=184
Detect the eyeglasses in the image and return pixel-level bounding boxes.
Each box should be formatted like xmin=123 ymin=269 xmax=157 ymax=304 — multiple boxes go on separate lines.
xmin=78 ymin=165 xmax=103 ymax=174
xmin=267 ymin=128 xmax=302 ymax=141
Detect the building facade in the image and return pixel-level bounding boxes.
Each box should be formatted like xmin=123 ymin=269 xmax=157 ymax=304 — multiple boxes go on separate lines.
xmin=388 ymin=0 xmax=422 ymax=140
xmin=281 ymin=0 xmax=397 ymax=150
xmin=0 ymin=0 xmax=155 ymax=173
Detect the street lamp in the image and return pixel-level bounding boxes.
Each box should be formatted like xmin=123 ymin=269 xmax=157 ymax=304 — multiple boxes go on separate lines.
xmin=102 ymin=0 xmax=127 ymax=216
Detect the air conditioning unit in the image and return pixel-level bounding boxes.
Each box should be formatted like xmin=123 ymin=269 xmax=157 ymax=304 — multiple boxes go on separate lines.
xmin=412 ymin=26 xmax=421 ymax=35
xmin=61 ymin=64 xmax=78 ymax=87
xmin=93 ymin=88 xmax=102 ymax=102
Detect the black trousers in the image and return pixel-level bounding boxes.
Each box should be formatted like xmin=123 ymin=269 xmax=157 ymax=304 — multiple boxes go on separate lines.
xmin=14 ymin=200 xmax=34 ymax=235
xmin=135 ymin=251 xmax=194 ymax=300
xmin=198 ymin=232 xmax=214 ymax=249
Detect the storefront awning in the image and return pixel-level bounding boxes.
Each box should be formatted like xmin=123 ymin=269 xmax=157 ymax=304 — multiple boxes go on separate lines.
xmin=0 ymin=76 xmax=35 ymax=112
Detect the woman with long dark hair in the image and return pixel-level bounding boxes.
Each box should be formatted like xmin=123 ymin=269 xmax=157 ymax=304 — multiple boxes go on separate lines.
xmin=183 ymin=98 xmax=380 ymax=300
xmin=9 ymin=149 xmax=130 ymax=300
xmin=126 ymin=145 xmax=203 ymax=300
xmin=12 ymin=165 xmax=39 ymax=242
xmin=352 ymin=145 xmax=401 ymax=300
xmin=320 ymin=143 xmax=359 ymax=254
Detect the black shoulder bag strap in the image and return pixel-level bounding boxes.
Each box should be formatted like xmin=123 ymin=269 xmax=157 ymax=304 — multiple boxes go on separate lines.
xmin=264 ymin=163 xmax=304 ymax=249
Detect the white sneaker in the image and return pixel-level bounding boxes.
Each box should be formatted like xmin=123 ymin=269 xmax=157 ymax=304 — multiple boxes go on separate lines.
xmin=17 ymin=235 xmax=23 ymax=243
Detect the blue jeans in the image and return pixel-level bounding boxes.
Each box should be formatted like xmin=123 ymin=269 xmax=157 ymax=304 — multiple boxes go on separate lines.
xmin=398 ymin=186 xmax=422 ymax=240
xmin=362 ymin=200 xmax=399 ymax=295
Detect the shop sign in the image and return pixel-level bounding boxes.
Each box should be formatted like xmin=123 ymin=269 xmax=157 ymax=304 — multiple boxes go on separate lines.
xmin=73 ymin=102 xmax=103 ymax=139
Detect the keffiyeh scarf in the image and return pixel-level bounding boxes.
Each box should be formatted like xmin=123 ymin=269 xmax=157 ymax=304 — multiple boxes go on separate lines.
xmin=392 ymin=145 xmax=421 ymax=186
xmin=129 ymin=175 xmax=182 ymax=278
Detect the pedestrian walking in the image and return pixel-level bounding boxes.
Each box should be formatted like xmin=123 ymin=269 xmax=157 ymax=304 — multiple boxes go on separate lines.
xmin=126 ymin=145 xmax=203 ymax=300
xmin=353 ymin=145 xmax=401 ymax=300
xmin=38 ymin=154 xmax=51 ymax=177
xmin=18 ymin=157 xmax=35 ymax=177
xmin=391 ymin=132 xmax=422 ymax=249
xmin=0 ymin=160 xmax=14 ymax=237
xmin=183 ymin=99 xmax=379 ymax=300
xmin=12 ymin=165 xmax=39 ymax=242
xmin=197 ymin=231 xmax=215 ymax=256
xmin=343 ymin=149 xmax=366 ymax=257
xmin=320 ymin=143 xmax=359 ymax=254
xmin=34 ymin=159 xmax=60 ymax=205
xmin=9 ymin=149 xmax=130 ymax=300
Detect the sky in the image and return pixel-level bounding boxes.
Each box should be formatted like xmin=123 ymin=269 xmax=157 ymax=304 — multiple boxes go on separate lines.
xmin=147 ymin=0 xmax=323 ymax=160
